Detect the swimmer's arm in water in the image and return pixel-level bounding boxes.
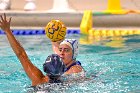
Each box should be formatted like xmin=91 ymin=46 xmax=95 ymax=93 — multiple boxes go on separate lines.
xmin=64 ymin=65 xmax=83 ymax=75
xmin=0 ymin=14 xmax=49 ymax=86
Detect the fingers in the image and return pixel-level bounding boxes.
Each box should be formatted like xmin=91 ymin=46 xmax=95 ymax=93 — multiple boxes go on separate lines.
xmin=9 ymin=17 xmax=12 ymax=23
xmin=0 ymin=14 xmax=4 ymax=22
xmin=0 ymin=13 xmax=11 ymax=23
xmin=4 ymin=13 xmax=6 ymax=21
xmin=0 ymin=15 xmax=2 ymax=24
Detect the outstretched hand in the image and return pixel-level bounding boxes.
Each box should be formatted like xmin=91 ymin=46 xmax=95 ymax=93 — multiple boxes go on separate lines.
xmin=0 ymin=13 xmax=12 ymax=33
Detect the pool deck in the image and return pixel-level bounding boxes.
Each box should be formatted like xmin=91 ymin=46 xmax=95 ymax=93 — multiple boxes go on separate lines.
xmin=0 ymin=0 xmax=140 ymax=29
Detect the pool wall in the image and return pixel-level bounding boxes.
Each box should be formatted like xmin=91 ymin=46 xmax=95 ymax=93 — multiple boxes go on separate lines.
xmin=3 ymin=12 xmax=140 ymax=28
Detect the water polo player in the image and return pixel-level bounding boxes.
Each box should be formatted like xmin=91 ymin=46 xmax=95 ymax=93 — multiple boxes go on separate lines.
xmin=0 ymin=14 xmax=84 ymax=87
xmin=52 ymin=39 xmax=85 ymax=75
xmin=45 ymin=19 xmax=85 ymax=75
xmin=0 ymin=14 xmax=66 ymax=86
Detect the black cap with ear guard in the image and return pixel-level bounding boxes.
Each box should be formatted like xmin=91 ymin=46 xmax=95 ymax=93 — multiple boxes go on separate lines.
xmin=43 ymin=54 xmax=65 ymax=82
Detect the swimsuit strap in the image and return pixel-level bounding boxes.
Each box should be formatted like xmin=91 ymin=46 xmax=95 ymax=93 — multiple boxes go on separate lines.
xmin=65 ymin=61 xmax=81 ymax=72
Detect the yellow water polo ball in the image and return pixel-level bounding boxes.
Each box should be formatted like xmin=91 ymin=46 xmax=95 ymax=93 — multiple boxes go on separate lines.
xmin=45 ymin=20 xmax=67 ymax=42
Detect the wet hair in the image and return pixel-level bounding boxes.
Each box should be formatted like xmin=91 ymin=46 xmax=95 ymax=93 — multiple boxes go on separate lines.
xmin=43 ymin=54 xmax=66 ymax=83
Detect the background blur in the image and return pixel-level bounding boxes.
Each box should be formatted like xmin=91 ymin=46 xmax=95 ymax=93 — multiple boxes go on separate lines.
xmin=4 ymin=0 xmax=140 ymax=11
xmin=0 ymin=0 xmax=140 ymax=28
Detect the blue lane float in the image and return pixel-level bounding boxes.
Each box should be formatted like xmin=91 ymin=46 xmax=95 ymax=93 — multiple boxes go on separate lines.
xmin=0 ymin=29 xmax=80 ymax=35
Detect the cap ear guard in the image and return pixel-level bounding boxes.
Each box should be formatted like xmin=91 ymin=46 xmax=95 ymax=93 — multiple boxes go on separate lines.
xmin=43 ymin=54 xmax=66 ymax=77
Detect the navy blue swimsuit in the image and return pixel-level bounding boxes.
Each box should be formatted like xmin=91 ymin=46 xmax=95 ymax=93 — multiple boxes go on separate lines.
xmin=65 ymin=61 xmax=81 ymax=72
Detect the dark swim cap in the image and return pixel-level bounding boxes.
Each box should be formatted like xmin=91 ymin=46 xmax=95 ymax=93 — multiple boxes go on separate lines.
xmin=43 ymin=54 xmax=65 ymax=78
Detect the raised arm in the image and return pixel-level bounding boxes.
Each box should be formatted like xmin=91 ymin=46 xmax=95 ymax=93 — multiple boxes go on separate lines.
xmin=52 ymin=41 xmax=62 ymax=54
xmin=0 ymin=14 xmax=49 ymax=86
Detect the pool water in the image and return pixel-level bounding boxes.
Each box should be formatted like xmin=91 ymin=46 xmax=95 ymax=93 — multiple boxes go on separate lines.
xmin=0 ymin=34 xmax=140 ymax=93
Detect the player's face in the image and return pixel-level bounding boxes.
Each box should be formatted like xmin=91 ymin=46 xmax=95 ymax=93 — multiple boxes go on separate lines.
xmin=58 ymin=44 xmax=73 ymax=66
